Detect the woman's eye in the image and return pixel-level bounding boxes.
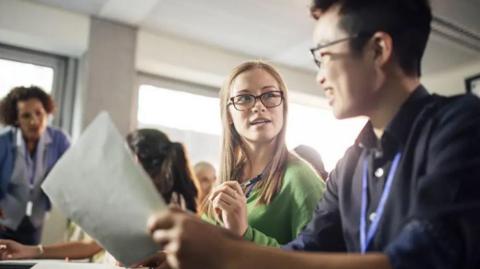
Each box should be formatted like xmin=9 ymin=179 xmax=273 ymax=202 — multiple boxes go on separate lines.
xmin=264 ymin=92 xmax=275 ymax=98
xmin=236 ymin=95 xmax=252 ymax=103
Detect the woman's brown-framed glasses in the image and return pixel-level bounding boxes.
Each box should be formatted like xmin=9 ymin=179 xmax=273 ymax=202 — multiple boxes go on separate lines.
xmin=228 ymin=91 xmax=283 ymax=111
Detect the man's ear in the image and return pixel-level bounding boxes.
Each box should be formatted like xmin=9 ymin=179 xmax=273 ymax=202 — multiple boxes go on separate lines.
xmin=370 ymin=32 xmax=393 ymax=67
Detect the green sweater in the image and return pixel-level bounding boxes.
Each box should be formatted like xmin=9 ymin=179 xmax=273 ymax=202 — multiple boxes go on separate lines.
xmin=243 ymin=158 xmax=325 ymax=247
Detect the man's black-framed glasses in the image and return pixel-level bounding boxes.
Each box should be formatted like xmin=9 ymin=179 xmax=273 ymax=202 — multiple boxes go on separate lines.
xmin=228 ymin=91 xmax=283 ymax=111
xmin=310 ymin=33 xmax=370 ymax=69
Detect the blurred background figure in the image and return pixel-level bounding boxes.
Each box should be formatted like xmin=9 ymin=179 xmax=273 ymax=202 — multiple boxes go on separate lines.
xmin=293 ymin=145 xmax=329 ymax=181
xmin=126 ymin=128 xmax=198 ymax=212
xmin=0 ymin=86 xmax=70 ymax=245
xmin=193 ymin=161 xmax=217 ymax=204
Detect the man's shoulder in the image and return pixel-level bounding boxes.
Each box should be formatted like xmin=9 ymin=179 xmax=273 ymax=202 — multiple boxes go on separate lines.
xmin=437 ymin=93 xmax=480 ymax=111
xmin=428 ymin=93 xmax=480 ymax=124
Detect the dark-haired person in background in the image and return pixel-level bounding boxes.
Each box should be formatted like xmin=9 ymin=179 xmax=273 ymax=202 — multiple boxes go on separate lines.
xmin=126 ymin=129 xmax=198 ymax=213
xmin=293 ymin=145 xmax=328 ymax=181
xmin=0 ymin=86 xmax=70 ymax=245
xmin=147 ymin=0 xmax=480 ymax=268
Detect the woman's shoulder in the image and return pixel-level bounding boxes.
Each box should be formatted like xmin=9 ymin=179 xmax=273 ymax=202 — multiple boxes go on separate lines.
xmin=284 ymin=155 xmax=318 ymax=176
xmin=46 ymin=126 xmax=71 ymax=146
xmin=46 ymin=126 xmax=69 ymax=138
xmin=282 ymin=156 xmax=323 ymax=189
xmin=278 ymin=155 xmax=325 ymax=204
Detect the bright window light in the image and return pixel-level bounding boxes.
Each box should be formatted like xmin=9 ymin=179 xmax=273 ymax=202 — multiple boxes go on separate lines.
xmin=288 ymin=104 xmax=366 ymax=171
xmin=137 ymin=85 xmax=221 ymax=135
xmin=0 ymin=59 xmax=54 ymax=98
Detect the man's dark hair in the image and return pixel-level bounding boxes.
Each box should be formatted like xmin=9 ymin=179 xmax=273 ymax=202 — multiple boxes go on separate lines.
xmin=0 ymin=86 xmax=55 ymax=125
xmin=311 ymin=0 xmax=432 ymax=77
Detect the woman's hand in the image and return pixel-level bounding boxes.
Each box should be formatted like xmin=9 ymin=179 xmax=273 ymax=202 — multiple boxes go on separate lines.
xmin=0 ymin=239 xmax=40 ymax=260
xmin=209 ymin=181 xmax=248 ymax=237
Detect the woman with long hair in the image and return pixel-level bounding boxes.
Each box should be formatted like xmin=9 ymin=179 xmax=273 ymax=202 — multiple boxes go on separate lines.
xmin=203 ymin=61 xmax=325 ymax=247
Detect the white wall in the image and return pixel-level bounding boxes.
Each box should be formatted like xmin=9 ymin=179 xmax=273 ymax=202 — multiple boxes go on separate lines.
xmin=81 ymin=17 xmax=137 ymax=136
xmin=136 ymin=30 xmax=320 ymax=98
xmin=0 ymin=0 xmax=89 ymax=57
xmin=423 ymin=61 xmax=480 ymax=95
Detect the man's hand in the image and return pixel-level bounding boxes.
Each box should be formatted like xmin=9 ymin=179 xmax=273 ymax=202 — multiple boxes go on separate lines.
xmin=131 ymin=251 xmax=170 ymax=269
xmin=148 ymin=208 xmax=240 ymax=269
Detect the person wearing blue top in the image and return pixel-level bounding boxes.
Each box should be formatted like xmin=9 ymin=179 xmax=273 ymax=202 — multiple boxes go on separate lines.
xmin=0 ymin=86 xmax=70 ymax=245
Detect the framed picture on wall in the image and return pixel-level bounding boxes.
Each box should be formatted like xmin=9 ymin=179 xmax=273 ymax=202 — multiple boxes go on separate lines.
xmin=465 ymin=74 xmax=480 ymax=96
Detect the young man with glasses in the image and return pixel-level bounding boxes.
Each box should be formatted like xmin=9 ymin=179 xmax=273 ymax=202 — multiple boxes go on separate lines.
xmin=147 ymin=0 xmax=480 ymax=268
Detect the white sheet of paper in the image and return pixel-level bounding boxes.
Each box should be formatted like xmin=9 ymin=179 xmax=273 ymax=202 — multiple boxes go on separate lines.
xmin=42 ymin=112 xmax=166 ymax=266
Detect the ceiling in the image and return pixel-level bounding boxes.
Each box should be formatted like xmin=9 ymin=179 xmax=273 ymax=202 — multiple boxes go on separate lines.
xmin=30 ymin=0 xmax=480 ymax=75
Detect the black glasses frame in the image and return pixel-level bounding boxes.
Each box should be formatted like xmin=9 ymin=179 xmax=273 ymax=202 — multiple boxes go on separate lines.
xmin=309 ymin=33 xmax=372 ymax=69
xmin=228 ymin=91 xmax=284 ymax=111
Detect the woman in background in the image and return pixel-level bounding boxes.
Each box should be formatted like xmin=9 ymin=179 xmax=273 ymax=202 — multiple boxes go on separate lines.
xmin=0 ymin=128 xmax=198 ymax=261
xmin=0 ymin=86 xmax=70 ymax=245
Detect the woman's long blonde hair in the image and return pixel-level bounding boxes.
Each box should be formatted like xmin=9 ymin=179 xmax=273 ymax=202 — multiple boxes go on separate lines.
xmin=202 ymin=61 xmax=290 ymax=216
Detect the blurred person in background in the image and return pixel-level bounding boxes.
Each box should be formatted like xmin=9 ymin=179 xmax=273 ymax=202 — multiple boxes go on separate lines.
xmin=193 ymin=161 xmax=217 ymax=204
xmin=293 ymin=145 xmax=329 ymax=181
xmin=0 ymin=86 xmax=70 ymax=245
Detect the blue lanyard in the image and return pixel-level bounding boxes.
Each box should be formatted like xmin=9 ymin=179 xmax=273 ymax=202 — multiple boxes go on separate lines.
xmin=244 ymin=174 xmax=263 ymax=198
xmin=360 ymin=152 xmax=401 ymax=253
